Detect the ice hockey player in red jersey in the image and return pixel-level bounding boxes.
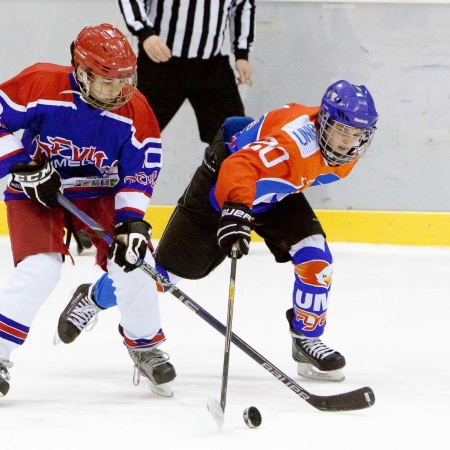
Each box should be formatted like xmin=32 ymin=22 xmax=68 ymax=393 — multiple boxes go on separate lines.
xmin=56 ymin=80 xmax=378 ymax=383
xmin=0 ymin=24 xmax=176 ymax=398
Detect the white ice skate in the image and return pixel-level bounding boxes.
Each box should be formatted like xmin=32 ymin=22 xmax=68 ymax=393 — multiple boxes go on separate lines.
xmin=128 ymin=347 xmax=176 ymax=397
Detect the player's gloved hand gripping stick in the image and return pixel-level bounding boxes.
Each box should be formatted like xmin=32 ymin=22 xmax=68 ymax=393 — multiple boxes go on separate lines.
xmin=108 ymin=219 xmax=152 ymax=272
xmin=217 ymin=201 xmax=252 ymax=258
xmin=56 ymin=193 xmax=375 ymax=412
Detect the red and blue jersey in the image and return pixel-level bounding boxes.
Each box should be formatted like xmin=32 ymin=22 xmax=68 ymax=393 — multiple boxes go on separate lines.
xmin=212 ymin=103 xmax=357 ymax=213
xmin=0 ymin=63 xmax=162 ymax=223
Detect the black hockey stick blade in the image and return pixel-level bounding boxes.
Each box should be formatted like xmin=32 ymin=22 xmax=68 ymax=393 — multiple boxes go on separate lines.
xmin=56 ymin=193 xmax=376 ymax=412
xmin=230 ymin=331 xmax=375 ymax=412
xmin=308 ymin=386 xmax=375 ymax=412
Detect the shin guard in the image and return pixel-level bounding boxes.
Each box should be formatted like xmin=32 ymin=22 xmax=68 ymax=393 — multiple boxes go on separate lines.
xmin=289 ymin=235 xmax=333 ymax=338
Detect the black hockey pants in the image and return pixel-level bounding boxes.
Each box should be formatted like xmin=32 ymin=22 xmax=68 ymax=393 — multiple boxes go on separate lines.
xmin=154 ymin=131 xmax=325 ymax=280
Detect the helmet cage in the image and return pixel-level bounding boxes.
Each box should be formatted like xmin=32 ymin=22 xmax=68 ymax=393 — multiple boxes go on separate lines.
xmin=318 ymin=109 xmax=375 ymax=166
xmin=75 ymin=66 xmax=137 ymax=111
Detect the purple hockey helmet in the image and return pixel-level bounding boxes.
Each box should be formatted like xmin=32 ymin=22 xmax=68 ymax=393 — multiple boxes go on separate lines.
xmin=318 ymin=80 xmax=378 ymax=166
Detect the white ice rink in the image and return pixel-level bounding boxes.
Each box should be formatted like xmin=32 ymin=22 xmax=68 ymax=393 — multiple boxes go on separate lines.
xmin=0 ymin=237 xmax=449 ymax=449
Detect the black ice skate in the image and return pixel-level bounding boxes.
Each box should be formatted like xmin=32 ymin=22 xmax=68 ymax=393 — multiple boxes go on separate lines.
xmin=0 ymin=359 xmax=13 ymax=397
xmin=54 ymin=284 xmax=102 ymax=345
xmin=128 ymin=346 xmax=176 ymax=397
xmin=286 ymin=308 xmax=346 ymax=382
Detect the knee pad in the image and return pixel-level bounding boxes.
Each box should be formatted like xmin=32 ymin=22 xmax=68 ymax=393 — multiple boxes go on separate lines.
xmin=291 ymin=236 xmax=333 ymax=284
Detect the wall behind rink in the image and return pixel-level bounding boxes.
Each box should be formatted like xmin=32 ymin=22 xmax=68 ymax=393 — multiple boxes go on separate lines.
xmin=1 ymin=0 xmax=449 ymax=216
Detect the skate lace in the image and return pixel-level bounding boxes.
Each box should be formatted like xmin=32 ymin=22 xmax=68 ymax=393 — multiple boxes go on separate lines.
xmin=299 ymin=337 xmax=336 ymax=360
xmin=130 ymin=348 xmax=170 ymax=386
xmin=68 ymin=297 xmax=100 ymax=332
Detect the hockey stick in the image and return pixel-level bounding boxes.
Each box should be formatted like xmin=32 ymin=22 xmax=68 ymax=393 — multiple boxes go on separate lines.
xmin=56 ymin=193 xmax=375 ymax=412
xmin=207 ymin=247 xmax=238 ymax=428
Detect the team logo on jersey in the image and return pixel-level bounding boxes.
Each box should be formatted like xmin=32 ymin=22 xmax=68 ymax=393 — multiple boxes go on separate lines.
xmin=282 ymin=115 xmax=319 ymax=158
xmin=293 ymin=306 xmax=327 ymax=332
xmin=294 ymin=260 xmax=332 ymax=288
xmin=32 ymin=136 xmax=111 ymax=171
xmin=124 ymin=170 xmax=158 ymax=187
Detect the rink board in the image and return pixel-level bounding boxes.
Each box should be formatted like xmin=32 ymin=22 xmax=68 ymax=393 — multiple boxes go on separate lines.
xmin=1 ymin=202 xmax=448 ymax=246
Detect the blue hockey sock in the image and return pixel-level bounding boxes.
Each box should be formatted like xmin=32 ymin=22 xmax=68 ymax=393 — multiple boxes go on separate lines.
xmin=93 ymin=273 xmax=116 ymax=309
xmin=290 ymin=241 xmax=333 ymax=338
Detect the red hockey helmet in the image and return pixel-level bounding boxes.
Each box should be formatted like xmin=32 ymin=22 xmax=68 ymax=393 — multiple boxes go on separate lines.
xmin=72 ymin=24 xmax=137 ymax=110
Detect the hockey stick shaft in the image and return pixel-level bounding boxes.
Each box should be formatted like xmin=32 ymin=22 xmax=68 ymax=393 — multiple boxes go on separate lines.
xmin=207 ymin=247 xmax=237 ymax=428
xmin=220 ymin=248 xmax=237 ymax=412
xmin=56 ymin=193 xmax=375 ymax=412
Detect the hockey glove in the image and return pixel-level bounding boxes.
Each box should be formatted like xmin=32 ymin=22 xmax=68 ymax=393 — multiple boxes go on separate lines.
xmin=10 ymin=157 xmax=63 ymax=208
xmin=108 ymin=219 xmax=152 ymax=272
xmin=217 ymin=201 xmax=252 ymax=258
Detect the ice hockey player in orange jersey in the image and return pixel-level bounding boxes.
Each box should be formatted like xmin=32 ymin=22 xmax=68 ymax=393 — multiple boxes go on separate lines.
xmin=56 ymin=80 xmax=378 ymax=383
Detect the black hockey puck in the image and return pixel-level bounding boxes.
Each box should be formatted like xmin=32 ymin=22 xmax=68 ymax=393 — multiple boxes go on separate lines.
xmin=243 ymin=406 xmax=262 ymax=428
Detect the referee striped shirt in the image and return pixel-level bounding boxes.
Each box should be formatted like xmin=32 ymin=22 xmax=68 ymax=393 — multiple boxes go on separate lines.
xmin=118 ymin=0 xmax=255 ymax=60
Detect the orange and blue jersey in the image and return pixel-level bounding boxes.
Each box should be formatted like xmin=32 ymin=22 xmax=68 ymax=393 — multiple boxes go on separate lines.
xmin=211 ymin=103 xmax=357 ymax=213
xmin=0 ymin=63 xmax=162 ymax=223
xmin=209 ymin=105 xmax=360 ymax=337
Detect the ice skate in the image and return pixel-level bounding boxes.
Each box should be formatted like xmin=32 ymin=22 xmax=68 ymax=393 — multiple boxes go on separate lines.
xmin=0 ymin=359 xmax=13 ymax=397
xmin=54 ymin=284 xmax=102 ymax=345
xmin=128 ymin=346 xmax=176 ymax=397
xmin=286 ymin=308 xmax=346 ymax=382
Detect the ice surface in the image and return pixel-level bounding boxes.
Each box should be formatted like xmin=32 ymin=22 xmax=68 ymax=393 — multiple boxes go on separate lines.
xmin=0 ymin=238 xmax=449 ymax=449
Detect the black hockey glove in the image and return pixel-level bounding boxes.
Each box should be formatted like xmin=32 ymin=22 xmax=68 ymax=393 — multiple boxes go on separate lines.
xmin=217 ymin=201 xmax=252 ymax=258
xmin=108 ymin=219 xmax=152 ymax=272
xmin=10 ymin=157 xmax=62 ymax=208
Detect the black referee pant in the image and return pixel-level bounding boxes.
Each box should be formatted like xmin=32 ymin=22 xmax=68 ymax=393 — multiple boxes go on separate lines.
xmin=137 ymin=51 xmax=245 ymax=145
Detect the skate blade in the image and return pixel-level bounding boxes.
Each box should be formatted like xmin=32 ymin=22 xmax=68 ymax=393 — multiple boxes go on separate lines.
xmin=53 ymin=331 xmax=62 ymax=345
xmin=148 ymin=380 xmax=174 ymax=397
xmin=207 ymin=398 xmax=224 ymax=429
xmin=297 ymin=362 xmax=345 ymax=382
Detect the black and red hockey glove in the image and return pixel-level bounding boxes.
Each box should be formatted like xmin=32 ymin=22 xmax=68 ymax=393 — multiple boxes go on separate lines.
xmin=108 ymin=219 xmax=152 ymax=272
xmin=10 ymin=157 xmax=63 ymax=208
xmin=217 ymin=201 xmax=252 ymax=258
